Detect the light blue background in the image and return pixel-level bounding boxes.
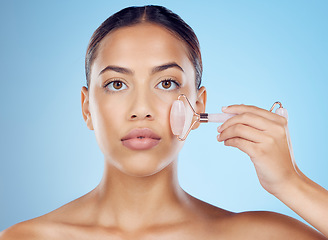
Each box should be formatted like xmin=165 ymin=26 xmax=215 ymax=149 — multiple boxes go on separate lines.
xmin=1 ymin=0 xmax=327 ymax=231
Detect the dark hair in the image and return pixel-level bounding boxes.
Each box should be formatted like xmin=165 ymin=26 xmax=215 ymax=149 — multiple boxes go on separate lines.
xmin=85 ymin=5 xmax=202 ymax=90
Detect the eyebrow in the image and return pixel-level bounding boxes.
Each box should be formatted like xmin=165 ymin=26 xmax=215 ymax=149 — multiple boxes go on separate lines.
xmin=151 ymin=62 xmax=184 ymax=74
xmin=98 ymin=65 xmax=133 ymax=76
xmin=98 ymin=62 xmax=184 ymax=76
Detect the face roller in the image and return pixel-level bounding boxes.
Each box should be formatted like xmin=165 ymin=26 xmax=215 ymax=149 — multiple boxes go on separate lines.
xmin=170 ymin=94 xmax=236 ymax=141
xmin=169 ymin=94 xmax=295 ymax=176
xmin=170 ymin=94 xmax=290 ymax=141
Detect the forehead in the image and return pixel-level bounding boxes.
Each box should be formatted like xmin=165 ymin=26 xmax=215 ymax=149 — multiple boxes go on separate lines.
xmin=92 ymin=23 xmax=194 ymax=76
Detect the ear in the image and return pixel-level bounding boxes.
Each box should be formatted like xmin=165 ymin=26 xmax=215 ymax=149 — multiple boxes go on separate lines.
xmin=192 ymin=86 xmax=207 ymax=130
xmin=81 ymin=86 xmax=94 ymax=130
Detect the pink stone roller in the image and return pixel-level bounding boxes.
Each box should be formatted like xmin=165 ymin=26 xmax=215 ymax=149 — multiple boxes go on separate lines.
xmin=170 ymin=95 xmax=295 ymax=173
xmin=170 ymin=94 xmax=236 ymax=141
xmin=170 ymin=94 xmax=290 ymax=142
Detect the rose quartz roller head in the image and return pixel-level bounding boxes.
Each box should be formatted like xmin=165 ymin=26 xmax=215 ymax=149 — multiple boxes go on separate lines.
xmin=269 ymin=101 xmax=288 ymax=120
xmin=170 ymin=100 xmax=186 ymax=136
xmin=170 ymin=96 xmax=290 ymax=142
xmin=170 ymin=94 xmax=236 ymax=141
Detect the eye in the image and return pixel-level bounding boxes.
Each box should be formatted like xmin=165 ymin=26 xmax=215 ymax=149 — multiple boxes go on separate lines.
xmin=105 ymin=80 xmax=127 ymax=92
xmin=156 ymin=79 xmax=180 ymax=91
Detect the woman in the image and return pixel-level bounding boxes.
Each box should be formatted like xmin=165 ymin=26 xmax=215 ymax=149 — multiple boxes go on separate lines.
xmin=1 ymin=5 xmax=327 ymax=239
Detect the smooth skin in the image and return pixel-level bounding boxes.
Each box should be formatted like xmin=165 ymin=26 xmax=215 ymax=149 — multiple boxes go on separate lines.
xmin=1 ymin=23 xmax=327 ymax=239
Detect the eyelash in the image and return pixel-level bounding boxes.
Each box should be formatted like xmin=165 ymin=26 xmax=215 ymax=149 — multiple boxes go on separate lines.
xmin=103 ymin=78 xmax=181 ymax=92
xmin=158 ymin=78 xmax=181 ymax=90
xmin=103 ymin=79 xmax=127 ymax=92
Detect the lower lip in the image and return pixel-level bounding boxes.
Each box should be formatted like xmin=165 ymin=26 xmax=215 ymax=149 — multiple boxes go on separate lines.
xmin=121 ymin=138 xmax=161 ymax=150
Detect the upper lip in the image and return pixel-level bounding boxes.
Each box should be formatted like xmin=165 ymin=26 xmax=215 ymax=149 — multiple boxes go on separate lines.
xmin=121 ymin=128 xmax=161 ymax=141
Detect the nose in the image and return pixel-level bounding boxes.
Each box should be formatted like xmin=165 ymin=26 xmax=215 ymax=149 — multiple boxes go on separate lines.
xmin=128 ymin=91 xmax=155 ymax=121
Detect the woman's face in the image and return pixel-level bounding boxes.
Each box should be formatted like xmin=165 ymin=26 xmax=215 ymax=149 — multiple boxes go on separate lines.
xmin=81 ymin=23 xmax=206 ymax=177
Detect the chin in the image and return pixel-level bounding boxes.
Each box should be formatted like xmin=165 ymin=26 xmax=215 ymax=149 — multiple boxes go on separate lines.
xmin=110 ymin=152 xmax=177 ymax=178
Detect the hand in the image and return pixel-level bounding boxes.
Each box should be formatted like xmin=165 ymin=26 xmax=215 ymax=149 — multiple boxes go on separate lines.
xmin=217 ymin=104 xmax=298 ymax=195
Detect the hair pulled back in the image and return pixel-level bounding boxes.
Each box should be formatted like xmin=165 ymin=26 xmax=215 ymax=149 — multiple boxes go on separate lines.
xmin=85 ymin=5 xmax=202 ymax=90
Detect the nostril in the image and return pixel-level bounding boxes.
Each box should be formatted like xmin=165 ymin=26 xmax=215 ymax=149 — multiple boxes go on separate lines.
xmin=130 ymin=114 xmax=152 ymax=120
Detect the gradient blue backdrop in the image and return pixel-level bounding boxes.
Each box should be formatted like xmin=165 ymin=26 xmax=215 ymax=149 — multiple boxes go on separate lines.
xmin=1 ymin=0 xmax=327 ymax=231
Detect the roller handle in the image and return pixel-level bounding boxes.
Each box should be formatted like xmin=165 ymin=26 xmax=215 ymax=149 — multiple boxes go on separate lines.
xmin=207 ymin=107 xmax=288 ymax=123
xmin=207 ymin=113 xmax=237 ymax=123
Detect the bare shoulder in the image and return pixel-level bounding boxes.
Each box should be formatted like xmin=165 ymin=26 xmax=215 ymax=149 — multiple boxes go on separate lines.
xmin=0 ymin=219 xmax=61 ymax=240
xmin=187 ymin=195 xmax=325 ymax=239
xmin=0 ymin=191 xmax=97 ymax=240
xmin=221 ymin=211 xmax=327 ymax=239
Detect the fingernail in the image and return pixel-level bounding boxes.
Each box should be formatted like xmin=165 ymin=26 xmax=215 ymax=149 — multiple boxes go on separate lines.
xmin=222 ymin=106 xmax=228 ymax=111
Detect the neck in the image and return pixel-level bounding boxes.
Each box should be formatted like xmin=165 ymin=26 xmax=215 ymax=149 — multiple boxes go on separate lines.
xmin=92 ymin=158 xmax=190 ymax=230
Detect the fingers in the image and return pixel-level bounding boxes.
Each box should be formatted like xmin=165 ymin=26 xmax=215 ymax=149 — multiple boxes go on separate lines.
xmin=217 ymin=123 xmax=269 ymax=144
xmin=216 ymin=104 xmax=288 ymax=159
xmin=221 ymin=137 xmax=258 ymax=158
xmin=218 ymin=112 xmax=282 ymax=135
xmin=222 ymin=104 xmax=287 ymax=126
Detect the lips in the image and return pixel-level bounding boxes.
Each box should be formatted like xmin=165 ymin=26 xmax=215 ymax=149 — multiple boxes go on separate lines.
xmin=121 ymin=128 xmax=161 ymax=150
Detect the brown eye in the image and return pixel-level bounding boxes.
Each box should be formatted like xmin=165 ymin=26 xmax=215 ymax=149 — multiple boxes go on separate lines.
xmin=106 ymin=80 xmax=127 ymax=91
xmin=162 ymin=80 xmax=172 ymax=89
xmin=113 ymin=81 xmax=123 ymax=89
xmin=157 ymin=79 xmax=180 ymax=90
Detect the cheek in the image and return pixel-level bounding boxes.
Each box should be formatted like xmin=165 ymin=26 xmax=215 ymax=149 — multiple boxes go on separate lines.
xmin=90 ymin=95 xmax=126 ymax=155
xmin=156 ymin=95 xmax=175 ymax=126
